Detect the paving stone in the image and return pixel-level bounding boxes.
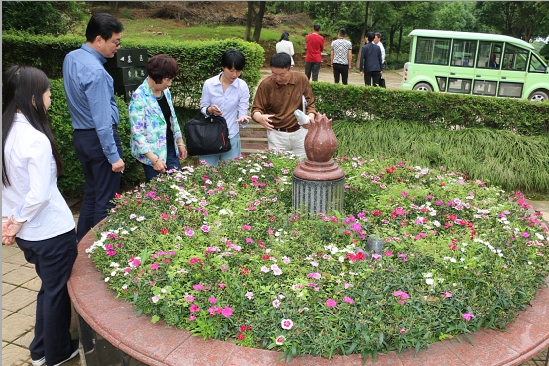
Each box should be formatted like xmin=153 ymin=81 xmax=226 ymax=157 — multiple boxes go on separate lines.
xmin=2 ymin=341 xmax=7 ymax=348
xmin=3 ymin=252 xmax=30 ymax=266
xmin=19 ymin=301 xmax=37 ymax=317
xmin=2 ymin=261 xmax=22 ymax=275
xmin=23 ymin=262 xmax=35 ymax=269
xmin=13 ymin=330 xmax=34 ymax=349
xmin=2 ymin=344 xmax=31 ymax=366
xmin=1 ymin=312 xmax=35 ymax=342
xmin=2 ymin=287 xmax=37 ymax=312
xmin=2 ymin=266 xmax=37 ymax=286
xmin=2 ymin=244 xmax=22 ymax=260
xmin=3 ymin=309 xmax=14 ymax=319
xmin=3 ymin=282 xmax=17 ymax=295
xmin=21 ymin=277 xmax=41 ymax=292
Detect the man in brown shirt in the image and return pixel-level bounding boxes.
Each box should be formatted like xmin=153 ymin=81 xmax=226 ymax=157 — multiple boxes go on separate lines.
xmin=252 ymin=53 xmax=316 ymax=158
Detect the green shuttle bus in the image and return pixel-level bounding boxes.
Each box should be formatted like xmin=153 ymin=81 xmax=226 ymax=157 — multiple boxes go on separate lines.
xmin=402 ymin=29 xmax=549 ymax=102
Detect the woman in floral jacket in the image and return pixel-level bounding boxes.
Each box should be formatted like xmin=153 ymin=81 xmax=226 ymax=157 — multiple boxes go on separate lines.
xmin=129 ymin=54 xmax=187 ymax=182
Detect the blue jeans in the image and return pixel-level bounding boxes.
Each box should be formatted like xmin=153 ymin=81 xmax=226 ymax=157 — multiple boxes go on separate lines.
xmin=73 ymin=128 xmax=122 ymax=243
xmin=16 ymin=229 xmax=78 ymax=365
xmin=142 ymin=144 xmax=181 ymax=183
xmin=199 ymin=134 xmax=241 ymax=166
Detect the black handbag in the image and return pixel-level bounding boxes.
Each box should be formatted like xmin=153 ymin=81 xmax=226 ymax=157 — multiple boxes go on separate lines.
xmin=183 ymin=112 xmax=232 ymax=156
xmin=378 ymin=75 xmax=386 ymax=88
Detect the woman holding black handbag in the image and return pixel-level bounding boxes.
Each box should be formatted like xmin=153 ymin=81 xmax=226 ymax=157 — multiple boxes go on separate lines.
xmin=199 ymin=49 xmax=252 ymax=165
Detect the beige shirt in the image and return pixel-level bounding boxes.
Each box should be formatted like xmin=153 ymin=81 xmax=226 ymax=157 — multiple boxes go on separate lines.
xmin=251 ymin=72 xmax=316 ymax=130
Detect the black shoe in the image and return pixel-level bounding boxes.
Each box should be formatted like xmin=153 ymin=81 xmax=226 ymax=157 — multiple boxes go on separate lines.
xmin=52 ymin=340 xmax=80 ymax=366
xmin=30 ymin=352 xmax=45 ymax=366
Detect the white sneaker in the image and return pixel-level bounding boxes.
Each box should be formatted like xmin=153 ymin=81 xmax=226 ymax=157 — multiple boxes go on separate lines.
xmin=31 ymin=356 xmax=45 ymax=366
xmin=52 ymin=340 xmax=80 ymax=366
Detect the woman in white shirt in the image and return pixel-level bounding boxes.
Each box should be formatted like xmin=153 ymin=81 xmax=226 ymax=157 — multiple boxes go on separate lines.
xmin=200 ymin=49 xmax=252 ymax=165
xmin=2 ymin=65 xmax=79 ymax=366
xmin=276 ymin=32 xmax=295 ymax=66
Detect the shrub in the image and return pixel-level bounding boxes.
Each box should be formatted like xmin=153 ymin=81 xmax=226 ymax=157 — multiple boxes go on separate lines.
xmin=2 ymin=34 xmax=265 ymax=107
xmin=49 ymin=79 xmax=143 ymax=197
xmin=87 ymin=151 xmax=549 ymax=361
xmin=311 ymin=82 xmax=549 ymax=136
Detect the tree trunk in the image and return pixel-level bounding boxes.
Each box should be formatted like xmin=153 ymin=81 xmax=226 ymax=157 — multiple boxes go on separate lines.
xmin=396 ymin=25 xmax=403 ymax=61
xmin=252 ymin=1 xmax=266 ymax=43
xmin=388 ymin=25 xmax=396 ymax=60
xmin=244 ymin=1 xmax=255 ymax=41
xmin=356 ymin=2 xmax=370 ymax=69
xmin=110 ymin=1 xmax=120 ymax=15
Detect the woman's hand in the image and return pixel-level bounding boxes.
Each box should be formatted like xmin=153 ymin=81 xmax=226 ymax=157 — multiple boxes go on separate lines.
xmin=152 ymin=156 xmax=167 ymax=173
xmin=207 ymin=105 xmax=223 ymax=116
xmin=2 ymin=217 xmax=22 ymax=245
xmin=178 ymin=145 xmax=188 ymax=160
xmin=236 ymin=115 xmax=252 ymax=124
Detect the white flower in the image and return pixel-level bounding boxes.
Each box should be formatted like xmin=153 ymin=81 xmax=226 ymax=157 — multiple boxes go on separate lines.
xmin=281 ymin=319 xmax=294 ymax=330
xmin=338 ymin=256 xmax=345 ymax=262
xmin=104 ymin=277 xmax=110 ymax=282
xmin=425 ymin=278 xmax=434 ymax=285
xmin=276 ymin=335 xmax=285 ymax=345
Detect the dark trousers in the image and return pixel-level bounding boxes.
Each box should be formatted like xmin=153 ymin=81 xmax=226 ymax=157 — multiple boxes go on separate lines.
xmin=333 ymin=63 xmax=349 ymax=85
xmin=16 ymin=229 xmax=78 ymax=365
xmin=305 ymin=62 xmax=321 ymax=81
xmin=364 ymin=71 xmax=382 ymax=87
xmin=73 ymin=129 xmax=122 ymax=243
xmin=142 ymin=144 xmax=181 ymax=183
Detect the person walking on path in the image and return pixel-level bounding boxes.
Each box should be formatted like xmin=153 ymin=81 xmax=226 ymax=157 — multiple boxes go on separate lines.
xmin=2 ymin=65 xmax=79 ymax=366
xmin=62 ymin=13 xmax=125 ymax=243
xmin=360 ymin=32 xmax=383 ymax=87
xmin=276 ymin=32 xmax=295 ymax=66
xmin=330 ymin=28 xmax=353 ymax=85
xmin=305 ymin=24 xmax=324 ymax=82
xmin=374 ymin=32 xmax=386 ymax=65
xmin=252 ymin=53 xmax=316 ymax=158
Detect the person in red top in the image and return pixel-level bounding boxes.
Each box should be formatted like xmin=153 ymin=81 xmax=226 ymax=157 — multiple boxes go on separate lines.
xmin=305 ymin=24 xmax=324 ymax=82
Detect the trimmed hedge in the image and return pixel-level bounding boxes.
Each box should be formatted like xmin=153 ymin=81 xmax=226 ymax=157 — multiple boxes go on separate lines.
xmin=2 ymin=34 xmax=264 ymax=107
xmin=49 ymin=79 xmax=143 ymax=198
xmin=311 ymin=82 xmax=549 ymax=136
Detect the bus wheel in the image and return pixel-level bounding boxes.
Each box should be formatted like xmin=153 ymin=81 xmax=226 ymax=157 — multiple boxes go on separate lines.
xmin=528 ymin=90 xmax=548 ymax=102
xmin=413 ymin=83 xmax=433 ymax=92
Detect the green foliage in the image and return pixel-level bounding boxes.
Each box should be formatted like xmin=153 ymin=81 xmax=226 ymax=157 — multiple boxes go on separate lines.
xmin=87 ymin=151 xmax=549 ymax=358
xmin=2 ymin=1 xmax=88 ymax=35
xmin=540 ymin=43 xmax=549 ymax=60
xmin=333 ymin=119 xmax=549 ymax=194
xmin=311 ymin=82 xmax=549 ymax=136
xmin=49 ymin=80 xmax=143 ymax=197
xmin=2 ymin=34 xmax=264 ymax=107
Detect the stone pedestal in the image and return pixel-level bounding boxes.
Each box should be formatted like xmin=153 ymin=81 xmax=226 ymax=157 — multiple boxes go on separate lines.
xmin=292 ymin=113 xmax=345 ymax=215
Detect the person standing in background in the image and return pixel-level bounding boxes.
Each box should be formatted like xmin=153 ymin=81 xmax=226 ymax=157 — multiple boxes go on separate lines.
xmin=374 ymin=32 xmax=386 ymax=65
xmin=330 ymin=28 xmax=353 ymax=85
xmin=360 ymin=32 xmax=383 ymax=87
xmin=63 ymin=13 xmax=125 ymax=243
xmin=276 ymin=32 xmax=295 ymax=66
xmin=305 ymin=24 xmax=324 ymax=82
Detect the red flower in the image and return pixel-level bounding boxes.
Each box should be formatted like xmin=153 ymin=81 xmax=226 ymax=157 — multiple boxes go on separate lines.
xmin=240 ymin=268 xmax=250 ymax=275
xmin=440 ymin=183 xmax=446 ymax=187
xmin=237 ymin=333 xmax=245 ymax=340
xmin=115 ymin=194 xmax=122 ymax=198
xmin=161 ymin=228 xmax=169 ymax=235
xmin=262 ymin=255 xmax=270 ymax=260
xmin=240 ymin=325 xmax=251 ymax=332
xmin=391 ymin=166 xmax=396 ymax=171
xmin=242 ymin=184 xmax=247 ymax=188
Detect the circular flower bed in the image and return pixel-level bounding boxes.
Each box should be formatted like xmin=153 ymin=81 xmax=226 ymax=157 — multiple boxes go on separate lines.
xmin=88 ymin=151 xmax=549 ymax=361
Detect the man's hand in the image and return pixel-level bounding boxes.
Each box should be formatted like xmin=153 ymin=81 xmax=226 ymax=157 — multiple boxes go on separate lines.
xmin=178 ymin=145 xmax=188 ymax=160
xmin=360 ymin=71 xmax=364 ymax=76
xmin=236 ymin=115 xmax=252 ymax=124
xmin=112 ymin=158 xmax=125 ymax=173
xmin=253 ymin=112 xmax=274 ymax=130
xmin=303 ymin=113 xmax=315 ymax=130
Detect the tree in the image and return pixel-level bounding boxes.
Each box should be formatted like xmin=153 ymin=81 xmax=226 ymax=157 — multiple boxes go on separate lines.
xmin=243 ymin=1 xmax=266 ymax=43
xmin=540 ymin=43 xmax=549 ymax=59
xmin=2 ymin=1 xmax=88 ymax=36
xmin=475 ymin=1 xmax=549 ymax=41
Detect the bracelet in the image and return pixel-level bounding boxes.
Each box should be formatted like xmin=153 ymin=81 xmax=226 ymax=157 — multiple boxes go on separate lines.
xmin=152 ymin=157 xmax=159 ymax=165
xmin=9 ymin=216 xmax=24 ymax=226
xmin=177 ymin=143 xmax=185 ymax=146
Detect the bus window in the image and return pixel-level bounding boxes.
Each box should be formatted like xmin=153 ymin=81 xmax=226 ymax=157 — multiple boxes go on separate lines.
xmin=415 ymin=37 xmax=450 ymax=65
xmin=529 ymin=54 xmax=547 ymax=73
xmin=502 ymin=44 xmax=529 ymax=71
xmin=477 ymin=42 xmax=503 ymax=69
xmin=451 ymin=40 xmax=477 ymax=67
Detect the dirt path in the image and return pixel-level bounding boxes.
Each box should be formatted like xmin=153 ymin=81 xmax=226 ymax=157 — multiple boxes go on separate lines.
xmin=259 ymin=68 xmax=404 ymax=89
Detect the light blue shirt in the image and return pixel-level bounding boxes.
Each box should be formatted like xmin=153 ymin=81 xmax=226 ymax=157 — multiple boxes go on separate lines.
xmin=63 ymin=44 xmax=121 ymax=163
xmin=200 ymin=73 xmax=250 ymax=138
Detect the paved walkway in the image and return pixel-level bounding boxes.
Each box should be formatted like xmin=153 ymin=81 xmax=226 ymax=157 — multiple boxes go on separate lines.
xmin=2 ymin=199 xmax=548 ymax=366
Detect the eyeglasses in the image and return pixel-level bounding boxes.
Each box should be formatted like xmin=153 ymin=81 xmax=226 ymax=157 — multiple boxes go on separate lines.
xmin=110 ymin=40 xmax=122 ymax=47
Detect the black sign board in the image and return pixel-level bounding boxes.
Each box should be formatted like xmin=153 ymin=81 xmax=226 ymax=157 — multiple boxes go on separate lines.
xmin=104 ymin=49 xmax=148 ymax=69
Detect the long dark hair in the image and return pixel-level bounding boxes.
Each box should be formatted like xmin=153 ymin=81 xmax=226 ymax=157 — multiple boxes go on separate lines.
xmin=279 ymin=32 xmax=290 ymax=42
xmin=2 ymin=65 xmax=63 ymax=186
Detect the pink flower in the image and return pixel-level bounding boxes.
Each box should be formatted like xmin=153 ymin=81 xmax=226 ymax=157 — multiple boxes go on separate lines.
xmin=393 ymin=291 xmax=409 ymax=304
xmin=246 ymin=291 xmax=254 ymax=300
xmin=326 ymin=299 xmax=337 ymax=307
xmin=261 ymin=266 xmax=270 ymax=273
xmin=237 ymin=333 xmax=245 ymax=340
xmin=384 ymin=250 xmax=393 ymax=256
xmin=448 ymin=244 xmax=457 ymax=250
xmin=209 ymin=297 xmax=217 ymax=303
xmin=311 ymin=261 xmax=319 ymax=267
xmin=272 ymin=299 xmax=281 ymax=308
xmin=218 ymin=283 xmax=226 ymax=289
xmin=152 ymin=296 xmax=159 ymax=303
xmin=221 ymin=266 xmax=228 ymax=271
xmin=400 ymin=329 xmax=407 ymax=334
xmin=462 ymin=313 xmax=475 ymax=321
xmin=185 ymin=230 xmax=195 ymax=237
xmin=131 ymin=259 xmax=141 ymax=267
xmin=521 ymin=232 xmax=530 ymax=238
xmin=190 ymin=304 xmax=200 ymax=313
xmin=241 ymin=225 xmax=251 ymax=230
xmin=307 ymin=272 xmax=321 ymax=279
xmin=189 ymin=315 xmax=196 ymax=322
xmin=106 ymin=250 xmax=117 ymax=257
xmin=150 ymin=263 xmax=159 ymax=270
xmin=245 ymin=238 xmax=254 ymax=243
xmin=193 ymin=284 xmax=204 ymax=290
xmin=276 ymin=335 xmax=285 ymax=345
xmin=189 ymin=258 xmax=201 ymax=264
xmin=441 ymin=292 xmax=452 ymax=298
xmin=343 ymin=296 xmax=354 ymax=304
xmin=221 ymin=307 xmax=233 ymax=318
xmin=201 ymin=225 xmax=210 ymax=232
xmin=281 ymin=319 xmax=294 ymax=330
xmin=273 ymin=268 xmax=282 ymax=275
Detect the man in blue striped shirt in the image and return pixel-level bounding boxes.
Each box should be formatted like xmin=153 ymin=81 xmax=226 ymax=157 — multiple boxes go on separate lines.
xmin=63 ymin=13 xmax=125 ymax=243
